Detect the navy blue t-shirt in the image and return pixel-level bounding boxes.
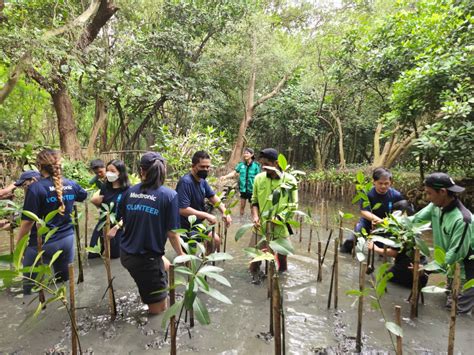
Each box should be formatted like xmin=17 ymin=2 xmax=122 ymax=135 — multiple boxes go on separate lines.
xmin=22 ymin=177 xmax=88 ymax=246
xmin=175 ymin=173 xmax=215 ymax=229
xmin=99 ymin=184 xmax=128 ymax=221
xmin=119 ymin=183 xmax=180 ymax=255
xmin=357 ymin=187 xmax=403 ymax=232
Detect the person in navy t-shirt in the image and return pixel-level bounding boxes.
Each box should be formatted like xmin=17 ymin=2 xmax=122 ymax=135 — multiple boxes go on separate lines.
xmin=341 ymin=167 xmax=404 ymax=253
xmin=16 ymin=149 xmax=87 ymax=294
xmin=89 ymin=159 xmax=130 ymax=259
xmin=176 ymin=150 xmax=232 ymax=253
xmin=108 ymin=152 xmax=184 ymax=315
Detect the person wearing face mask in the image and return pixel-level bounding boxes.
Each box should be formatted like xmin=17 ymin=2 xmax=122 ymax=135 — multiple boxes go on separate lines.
xmin=0 ymin=170 xmax=41 ymax=229
xmin=89 ymin=159 xmax=130 ymax=259
xmin=250 ymin=148 xmax=298 ymax=273
xmin=176 ymin=150 xmax=232 ymax=252
xmin=341 ymin=167 xmax=404 ymax=254
xmin=220 ymin=147 xmax=261 ymax=217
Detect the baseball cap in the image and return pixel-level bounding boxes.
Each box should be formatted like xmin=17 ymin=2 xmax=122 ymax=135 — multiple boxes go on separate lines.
xmin=259 ymin=148 xmax=279 ymax=161
xmin=90 ymin=159 xmax=105 ymax=170
xmin=14 ymin=170 xmax=41 ymax=186
xmin=424 ymin=172 xmax=465 ymax=193
xmin=140 ymin=152 xmax=166 ymax=168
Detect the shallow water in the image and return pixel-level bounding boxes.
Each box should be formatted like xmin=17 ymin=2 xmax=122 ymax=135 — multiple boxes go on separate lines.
xmin=0 ymin=197 xmax=472 ymax=354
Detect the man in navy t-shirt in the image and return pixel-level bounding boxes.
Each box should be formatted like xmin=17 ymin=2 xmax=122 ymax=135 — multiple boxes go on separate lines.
xmin=341 ymin=167 xmax=404 ymax=253
xmin=176 ymin=151 xmax=232 ymax=251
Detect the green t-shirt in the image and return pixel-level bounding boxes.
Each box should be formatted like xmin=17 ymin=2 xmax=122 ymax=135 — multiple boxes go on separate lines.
xmin=412 ymin=201 xmax=473 ymax=277
xmin=235 ymin=160 xmax=260 ymax=194
xmin=251 ymin=171 xmax=298 ymax=238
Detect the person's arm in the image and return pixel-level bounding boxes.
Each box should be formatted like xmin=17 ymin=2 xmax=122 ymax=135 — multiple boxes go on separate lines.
xmin=445 ymin=220 xmax=471 ymax=265
xmin=367 ymin=240 xmax=398 ymax=258
xmin=208 ymin=194 xmax=232 ymax=227
xmin=410 ymin=203 xmax=434 ymax=223
xmin=251 ymin=178 xmax=260 ymax=227
xmin=360 ymin=210 xmax=384 ymax=225
xmin=16 ymin=220 xmax=35 ymax=244
xmin=0 ymin=183 xmax=16 ymax=200
xmin=220 ymin=170 xmax=238 ymax=180
xmin=180 ymin=206 xmax=217 ymax=224
xmin=168 ymin=231 xmax=185 ymax=256
xmin=90 ymin=189 xmax=104 ymax=207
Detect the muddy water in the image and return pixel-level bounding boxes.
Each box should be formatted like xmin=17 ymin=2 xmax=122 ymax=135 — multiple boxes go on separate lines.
xmin=0 ymin=198 xmax=472 ymax=354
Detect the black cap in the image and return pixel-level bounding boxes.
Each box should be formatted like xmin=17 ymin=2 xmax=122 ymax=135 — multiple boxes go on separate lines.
xmin=14 ymin=170 xmax=41 ymax=186
xmin=259 ymin=148 xmax=279 ymax=161
xmin=424 ymin=172 xmax=465 ymax=193
xmin=140 ymin=152 xmax=166 ymax=168
xmin=90 ymin=159 xmax=105 ymax=170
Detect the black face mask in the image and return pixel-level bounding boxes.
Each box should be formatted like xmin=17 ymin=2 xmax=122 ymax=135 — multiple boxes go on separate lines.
xmin=197 ymin=170 xmax=208 ymax=179
xmin=266 ymin=171 xmax=273 ymax=179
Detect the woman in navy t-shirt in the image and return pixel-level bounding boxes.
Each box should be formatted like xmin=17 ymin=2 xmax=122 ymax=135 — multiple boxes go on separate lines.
xmin=16 ymin=149 xmax=87 ymax=294
xmin=89 ymin=159 xmax=130 ymax=259
xmin=108 ymin=152 xmax=184 ymax=314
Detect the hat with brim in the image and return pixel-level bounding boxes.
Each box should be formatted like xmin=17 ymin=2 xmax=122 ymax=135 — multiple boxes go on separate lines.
xmin=424 ymin=172 xmax=465 ymax=193
xmin=259 ymin=148 xmax=279 ymax=161
xmin=140 ymin=152 xmax=166 ymax=168
xmin=14 ymin=170 xmax=41 ymax=187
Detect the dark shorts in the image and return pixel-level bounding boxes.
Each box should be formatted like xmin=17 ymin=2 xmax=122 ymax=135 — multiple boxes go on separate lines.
xmin=120 ymin=250 xmax=167 ymax=304
xmin=240 ymin=191 xmax=252 ymax=202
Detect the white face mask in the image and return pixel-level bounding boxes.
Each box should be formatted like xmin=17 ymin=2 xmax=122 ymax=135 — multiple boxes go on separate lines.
xmin=106 ymin=171 xmax=119 ymax=182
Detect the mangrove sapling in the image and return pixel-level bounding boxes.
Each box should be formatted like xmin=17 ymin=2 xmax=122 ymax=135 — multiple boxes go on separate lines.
xmin=0 ymin=199 xmax=22 ymax=257
xmin=0 ymin=211 xmax=83 ymax=353
xmin=346 ymin=262 xmax=402 ymax=353
xmin=410 ymin=249 xmax=421 ymax=319
xmin=72 ymin=205 xmax=84 ymax=283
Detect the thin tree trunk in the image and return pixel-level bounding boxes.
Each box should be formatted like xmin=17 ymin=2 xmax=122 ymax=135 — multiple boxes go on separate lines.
xmin=86 ymin=96 xmax=107 ymax=158
xmin=332 ymin=113 xmax=346 ymax=169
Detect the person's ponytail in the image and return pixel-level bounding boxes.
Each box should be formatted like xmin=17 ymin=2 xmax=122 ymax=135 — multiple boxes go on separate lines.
xmin=37 ymin=149 xmax=65 ymax=214
xmin=140 ymin=159 xmax=166 ymax=192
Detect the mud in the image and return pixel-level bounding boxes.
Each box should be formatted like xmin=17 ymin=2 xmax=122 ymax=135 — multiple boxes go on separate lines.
xmin=0 ymin=198 xmax=472 ymax=353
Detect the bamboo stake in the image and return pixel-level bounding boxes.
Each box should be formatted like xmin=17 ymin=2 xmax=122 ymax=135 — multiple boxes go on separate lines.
xmin=223 ymin=222 xmax=228 ymax=254
xmin=73 ymin=205 xmax=84 ymax=284
xmin=317 ymin=241 xmax=322 ymax=282
xmin=273 ymin=274 xmax=282 ymax=355
xmin=169 ymin=264 xmax=177 ymax=355
xmin=68 ymin=264 xmax=78 ymax=355
xmin=9 ymin=215 xmax=14 ymax=255
xmin=356 ymin=263 xmax=367 ymax=353
xmin=320 ymin=229 xmax=333 ymax=266
xmin=36 ymin=234 xmax=46 ymax=305
xmin=338 ymin=216 xmax=343 ymax=244
xmin=334 ymin=239 xmax=339 ymax=309
xmin=351 ymin=236 xmax=356 ymax=259
xmin=320 ymin=199 xmax=324 ymax=229
xmin=325 ymin=200 xmax=329 ymax=230
xmin=447 ymin=263 xmax=460 ymax=355
xmin=299 ymin=215 xmax=303 ymax=243
xmin=103 ymin=214 xmax=117 ymax=320
xmin=84 ymin=201 xmax=88 ymax=249
xmin=327 ymin=260 xmax=335 ymax=309
xmin=383 ymin=245 xmax=388 ymax=263
xmin=307 ymin=225 xmax=313 ymax=253
xmin=395 ymin=305 xmax=402 ymax=355
xmin=266 ymin=221 xmax=273 ymax=299
xmin=410 ymin=249 xmax=420 ymax=319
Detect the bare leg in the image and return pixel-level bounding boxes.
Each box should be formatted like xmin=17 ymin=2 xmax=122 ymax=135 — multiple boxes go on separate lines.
xmin=240 ymin=198 xmax=246 ymax=216
xmin=162 ymin=255 xmax=171 ymax=272
xmin=147 ymin=298 xmax=167 ymax=314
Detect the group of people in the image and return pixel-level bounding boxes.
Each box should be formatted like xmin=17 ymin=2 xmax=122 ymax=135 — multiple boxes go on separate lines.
xmin=1 ymin=148 xmax=472 ymax=315
xmin=341 ymin=167 xmax=473 ymax=314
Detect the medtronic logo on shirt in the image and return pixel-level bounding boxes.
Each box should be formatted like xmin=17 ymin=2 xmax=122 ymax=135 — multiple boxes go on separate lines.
xmin=48 ymin=185 xmax=73 ymax=192
xmin=126 ymin=204 xmax=159 ymax=216
xmin=129 ymin=192 xmax=157 ymax=201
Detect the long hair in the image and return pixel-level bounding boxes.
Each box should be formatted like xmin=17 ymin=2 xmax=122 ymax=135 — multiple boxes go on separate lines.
xmin=36 ymin=149 xmax=65 ymax=214
xmin=140 ymin=159 xmax=166 ymax=192
xmin=105 ymin=159 xmax=130 ymax=190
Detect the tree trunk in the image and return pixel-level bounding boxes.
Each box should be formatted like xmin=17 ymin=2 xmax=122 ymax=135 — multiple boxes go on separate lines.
xmin=86 ymin=96 xmax=107 ymax=158
xmin=51 ymin=87 xmax=82 ymax=160
xmin=332 ymin=113 xmax=346 ymax=169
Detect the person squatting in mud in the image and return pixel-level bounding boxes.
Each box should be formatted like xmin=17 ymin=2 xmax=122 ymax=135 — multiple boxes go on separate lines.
xmin=176 ymin=150 xmax=232 ymax=253
xmin=16 ymin=149 xmax=87 ymax=294
xmin=250 ymin=148 xmax=298 ymax=274
xmin=108 ymin=152 xmax=184 ymax=314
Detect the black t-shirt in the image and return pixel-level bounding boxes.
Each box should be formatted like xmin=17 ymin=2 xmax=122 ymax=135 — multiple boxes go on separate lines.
xmin=119 ymin=183 xmax=180 ymax=255
xmin=22 ymin=177 xmax=88 ymax=246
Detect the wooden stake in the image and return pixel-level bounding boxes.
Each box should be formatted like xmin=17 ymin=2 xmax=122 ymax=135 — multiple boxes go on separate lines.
xmin=321 ymin=229 xmax=333 ymax=266
xmin=169 ymin=265 xmax=177 ymax=355
xmin=447 ymin=263 xmax=460 ymax=355
xmin=325 ymin=200 xmax=329 ymax=230
xmin=395 ymin=305 xmax=402 ymax=355
xmin=327 ymin=263 xmax=335 ymax=309
xmin=103 ymin=214 xmax=117 ymax=320
xmin=73 ymin=205 xmax=84 ymax=284
xmin=36 ymin=234 xmax=46 ymax=305
xmin=317 ymin=241 xmax=322 ymax=282
xmin=410 ymin=249 xmax=420 ymax=319
xmin=307 ymin=225 xmax=313 ymax=253
xmin=334 ymin=239 xmax=339 ymax=309
xmin=269 ymin=261 xmax=275 ymax=336
xmin=383 ymin=245 xmax=388 ymax=263
xmin=84 ymin=201 xmax=88 ymax=249
xmin=320 ymin=199 xmax=324 ymax=229
xmin=338 ymin=217 xmax=343 ymax=244
xmin=299 ymin=216 xmax=303 ymax=243
xmin=356 ymin=263 xmax=367 ymax=353
xmin=223 ymin=222 xmax=228 ymax=254
xmin=273 ymin=274 xmax=282 ymax=355
xmin=9 ymin=215 xmax=14 ymax=255
xmin=68 ymin=264 xmax=78 ymax=355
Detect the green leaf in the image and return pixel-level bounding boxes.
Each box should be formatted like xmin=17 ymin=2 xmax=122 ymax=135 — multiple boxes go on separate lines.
xmin=193 ymin=297 xmax=211 ymax=325
xmin=33 ymin=302 xmax=44 ymax=318
xmin=0 ymin=254 xmax=13 ymax=263
xmin=22 ymin=210 xmax=41 ymax=223
xmin=235 ymin=223 xmax=254 ymax=242
xmin=174 ymin=266 xmax=194 ymax=276
xmin=49 ymin=250 xmax=63 ymax=267
xmin=352 ymin=192 xmax=366 ymax=204
xmin=198 ymin=265 xmax=224 ymax=274
xmin=161 ymin=300 xmax=183 ymax=329
xmin=206 ymin=252 xmax=233 ymax=262
xmin=251 ymin=252 xmax=275 ymax=263
xmin=44 ymin=227 xmax=59 ymax=244
xmin=356 ymin=171 xmax=365 ymax=184
xmin=14 ymin=235 xmax=29 ymax=270
xmin=372 ymin=203 xmax=382 ymax=211
xmin=196 ymin=275 xmax=209 ymax=292
xmin=272 ymin=189 xmax=281 ymax=206
xmin=415 ymin=239 xmax=430 ymax=257
xmin=342 ymin=213 xmax=354 ymax=219
xmin=174 ymin=255 xmax=200 ymax=264
xmin=188 ymin=215 xmax=197 ymax=226
xmin=433 ymin=246 xmax=446 ymax=265
xmin=385 ymin=321 xmax=403 ymax=337
xmin=172 ymin=229 xmax=189 ymax=235
xmin=423 ymin=260 xmax=444 ymax=272
xmin=278 ymin=154 xmax=288 ymax=171
xmin=37 ymin=225 xmax=49 ymax=236
xmin=201 ymin=272 xmax=231 ymax=287
xmin=201 ymin=287 xmax=232 ymax=305
xmin=184 ymin=282 xmax=197 ymax=310
xmin=44 ymin=209 xmax=59 ymax=223
xmin=462 ymin=279 xmax=474 ymax=291
xmin=269 ymin=238 xmax=294 ymax=256
xmin=421 ymin=286 xmax=447 ymax=293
